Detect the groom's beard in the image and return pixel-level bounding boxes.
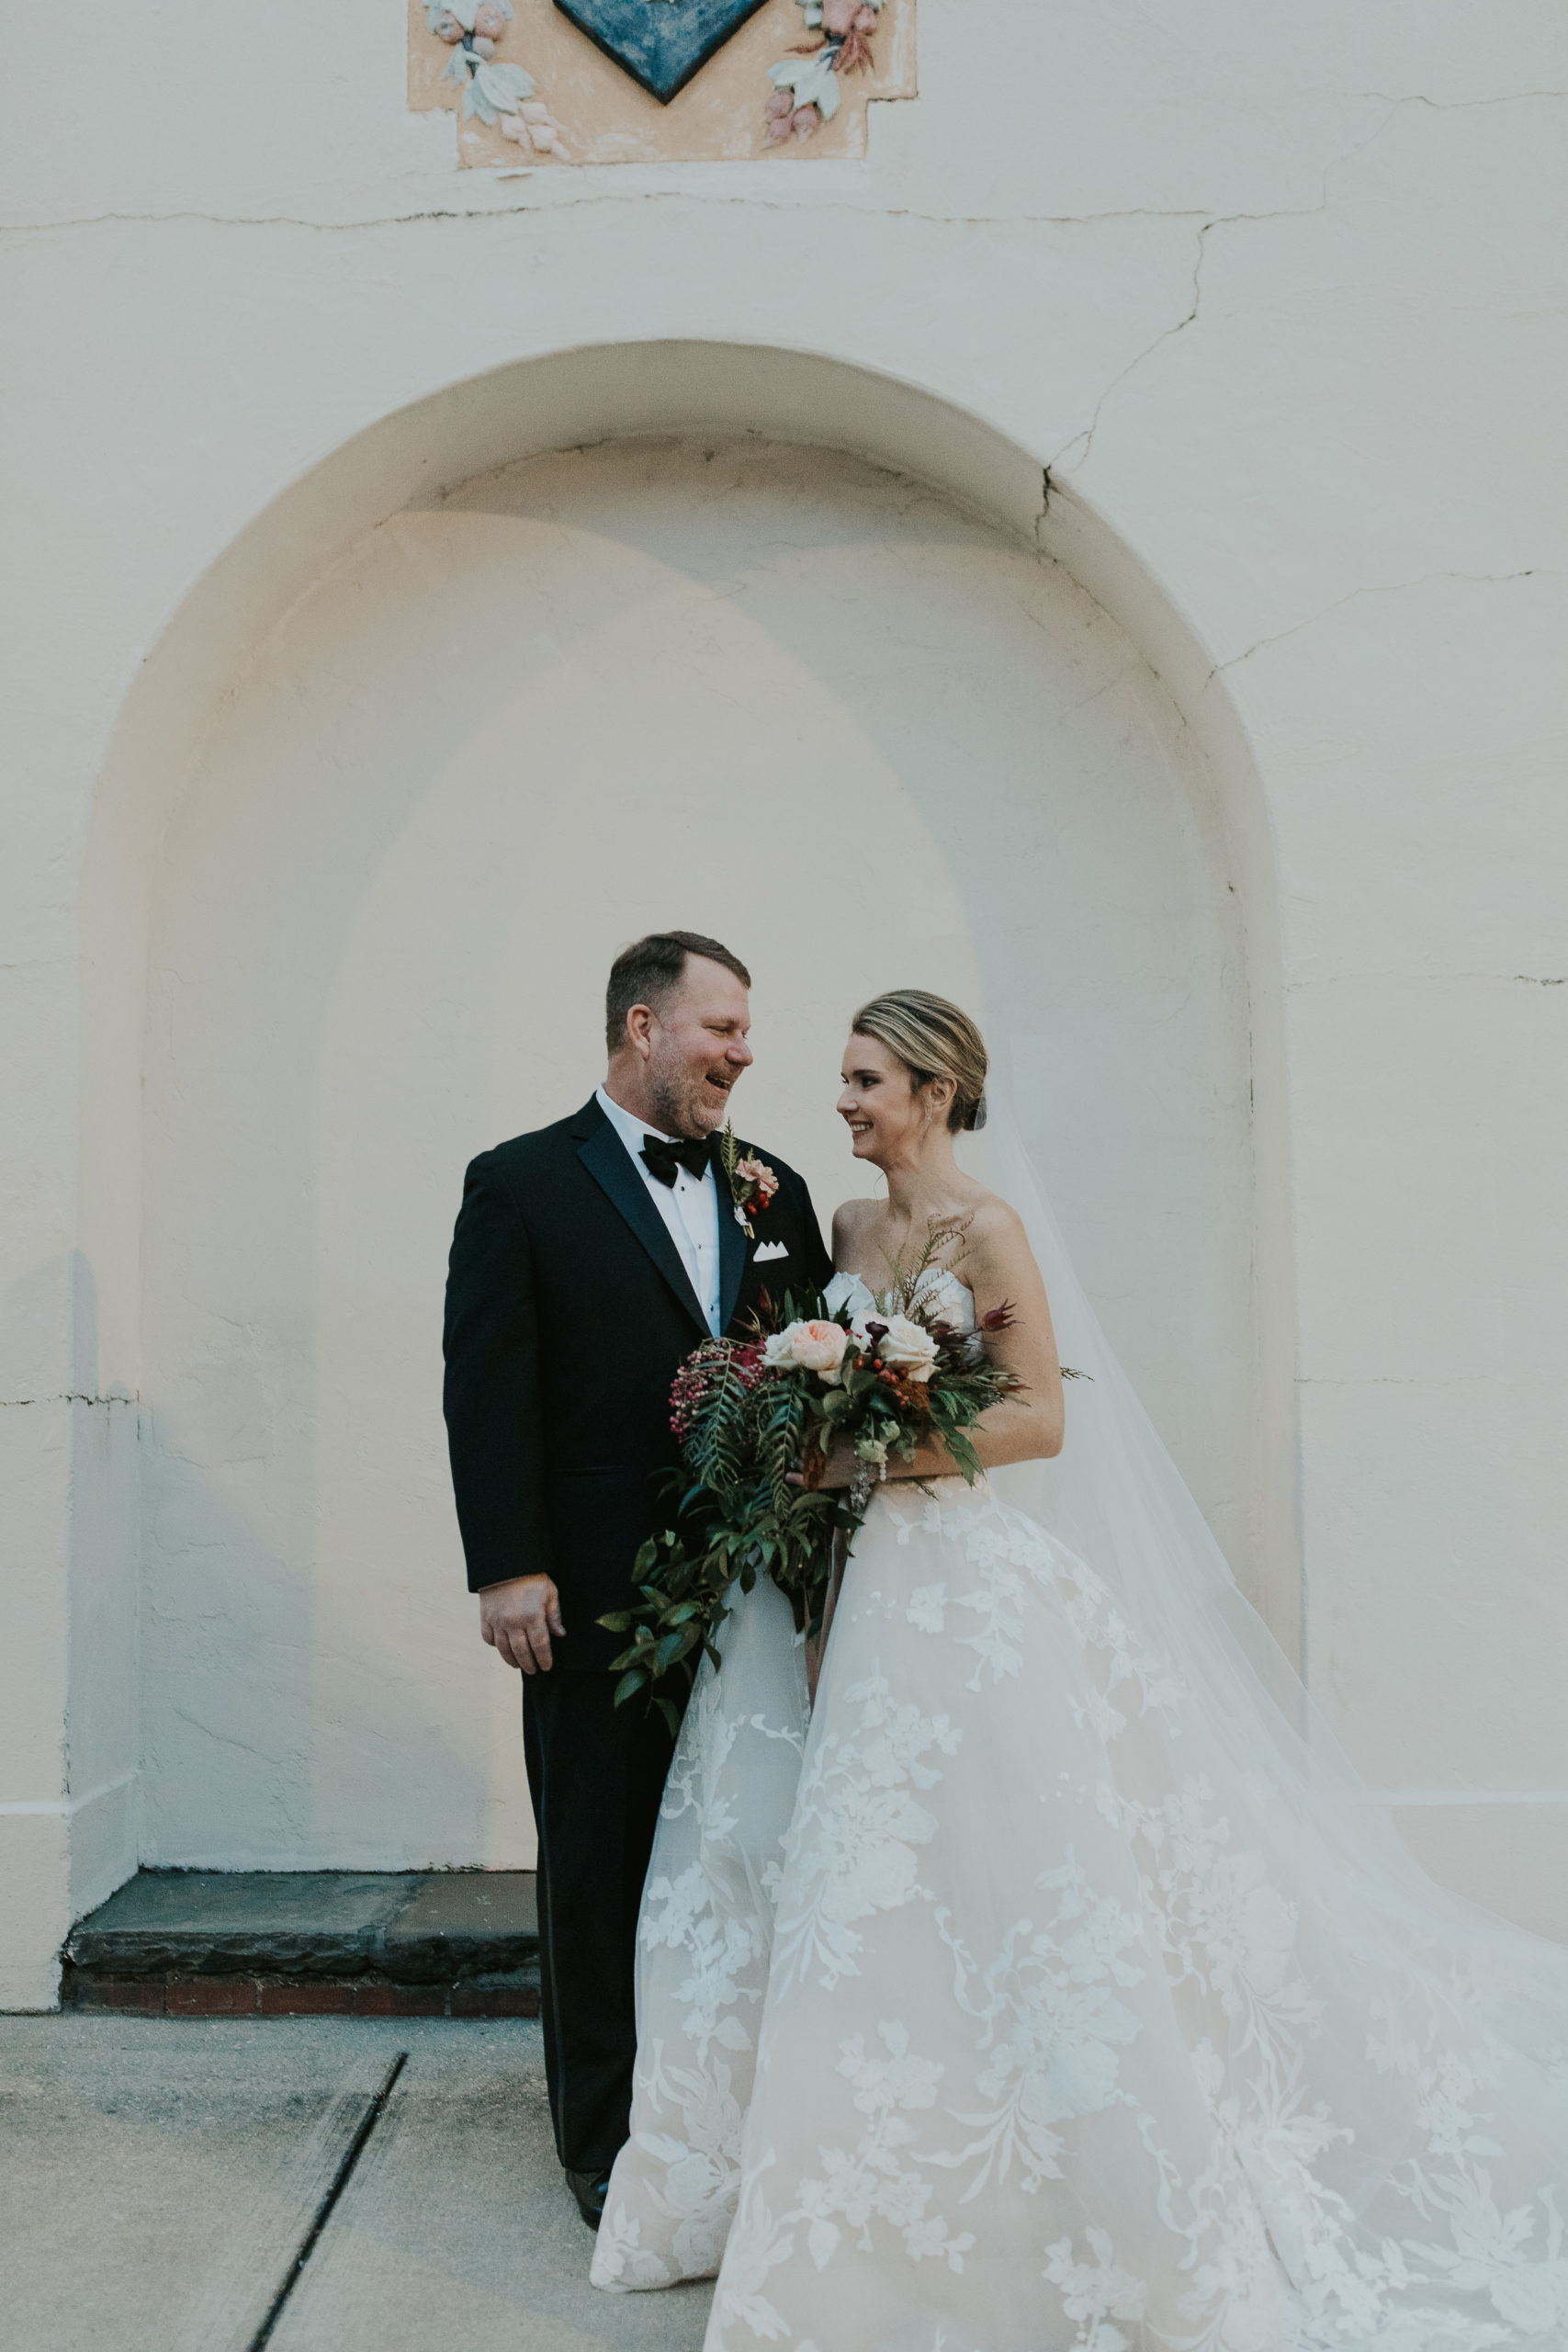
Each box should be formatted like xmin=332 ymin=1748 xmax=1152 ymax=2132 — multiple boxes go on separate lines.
xmin=646 ymin=1065 xmax=731 ymax=1141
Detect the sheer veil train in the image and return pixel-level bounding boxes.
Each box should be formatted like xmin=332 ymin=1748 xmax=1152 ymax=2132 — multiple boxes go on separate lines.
xmin=976 ymin=1099 xmax=1568 ymax=2004
xmin=964 ymin=1104 xmax=1568 ymax=2337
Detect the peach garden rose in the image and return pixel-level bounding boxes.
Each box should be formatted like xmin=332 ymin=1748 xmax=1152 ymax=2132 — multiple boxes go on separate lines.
xmin=763 ymin=1319 xmax=852 ymax=1382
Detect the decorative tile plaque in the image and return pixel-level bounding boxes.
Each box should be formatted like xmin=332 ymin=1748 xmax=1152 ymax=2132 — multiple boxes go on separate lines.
xmin=552 ymin=0 xmax=772 ymax=104
xmin=408 ymin=0 xmax=916 ymax=167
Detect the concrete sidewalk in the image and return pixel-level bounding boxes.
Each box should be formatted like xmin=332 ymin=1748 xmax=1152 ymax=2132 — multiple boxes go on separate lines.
xmin=0 ymin=2016 xmax=713 ymax=2352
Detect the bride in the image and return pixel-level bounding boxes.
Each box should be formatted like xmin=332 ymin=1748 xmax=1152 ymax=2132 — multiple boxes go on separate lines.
xmin=591 ymin=989 xmax=1568 ymax=2351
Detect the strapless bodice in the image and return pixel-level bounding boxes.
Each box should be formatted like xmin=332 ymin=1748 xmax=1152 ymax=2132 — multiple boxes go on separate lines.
xmin=907 ymin=1264 xmax=977 ymax=1335
xmin=824 ymin=1263 xmax=976 ymax=1335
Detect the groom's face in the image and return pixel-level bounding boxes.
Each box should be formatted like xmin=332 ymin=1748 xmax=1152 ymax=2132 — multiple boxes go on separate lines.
xmin=641 ymin=957 xmax=754 ymax=1138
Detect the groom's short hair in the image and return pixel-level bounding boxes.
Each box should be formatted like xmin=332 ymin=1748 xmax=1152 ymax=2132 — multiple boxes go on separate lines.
xmin=605 ymin=931 xmax=751 ymax=1053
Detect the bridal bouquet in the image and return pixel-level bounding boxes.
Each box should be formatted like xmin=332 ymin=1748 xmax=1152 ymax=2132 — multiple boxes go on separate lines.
xmin=601 ymin=1218 xmax=1020 ymax=1726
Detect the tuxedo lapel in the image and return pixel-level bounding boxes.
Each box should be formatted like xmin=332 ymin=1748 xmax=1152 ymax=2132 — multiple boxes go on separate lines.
xmin=716 ymin=1166 xmax=747 ymax=1335
xmin=576 ymin=1105 xmax=707 ymax=1334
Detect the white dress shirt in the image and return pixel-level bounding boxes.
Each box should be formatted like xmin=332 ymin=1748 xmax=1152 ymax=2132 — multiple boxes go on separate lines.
xmin=595 ymin=1085 xmax=723 ymax=1336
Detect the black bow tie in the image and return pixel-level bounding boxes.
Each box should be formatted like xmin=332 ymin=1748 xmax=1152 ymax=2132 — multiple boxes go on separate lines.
xmin=640 ymin=1134 xmax=711 ymax=1186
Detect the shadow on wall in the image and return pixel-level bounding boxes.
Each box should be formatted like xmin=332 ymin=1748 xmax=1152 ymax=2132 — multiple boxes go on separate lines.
xmin=138 ymin=664 xmax=507 ymax=1873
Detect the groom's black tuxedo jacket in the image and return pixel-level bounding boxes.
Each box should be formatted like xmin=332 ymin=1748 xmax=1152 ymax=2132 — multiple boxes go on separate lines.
xmin=443 ymin=1093 xmax=831 ymax=1672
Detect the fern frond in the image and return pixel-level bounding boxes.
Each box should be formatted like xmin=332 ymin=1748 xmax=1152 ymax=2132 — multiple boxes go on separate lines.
xmin=882 ymin=1211 xmax=975 ymax=1310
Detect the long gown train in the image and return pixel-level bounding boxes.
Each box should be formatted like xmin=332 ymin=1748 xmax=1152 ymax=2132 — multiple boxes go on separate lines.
xmin=593 ymin=1460 xmax=1568 ymax=2349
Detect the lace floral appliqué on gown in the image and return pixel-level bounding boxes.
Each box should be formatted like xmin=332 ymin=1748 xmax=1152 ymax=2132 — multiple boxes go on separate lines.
xmin=593 ymin=1267 xmax=1568 ymax=2351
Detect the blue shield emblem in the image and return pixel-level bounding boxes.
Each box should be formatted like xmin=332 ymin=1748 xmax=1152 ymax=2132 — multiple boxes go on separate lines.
xmin=553 ymin=0 xmax=773 ymax=103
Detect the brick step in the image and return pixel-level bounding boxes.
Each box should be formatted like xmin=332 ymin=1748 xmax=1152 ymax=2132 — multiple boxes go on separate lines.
xmin=63 ymin=1870 xmax=540 ymax=2017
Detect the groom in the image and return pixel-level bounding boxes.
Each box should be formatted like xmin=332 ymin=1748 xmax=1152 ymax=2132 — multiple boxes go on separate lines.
xmin=443 ymin=931 xmax=831 ymax=2229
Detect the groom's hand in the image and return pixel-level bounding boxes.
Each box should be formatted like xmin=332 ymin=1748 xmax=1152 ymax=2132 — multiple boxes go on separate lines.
xmin=479 ymin=1574 xmax=565 ymax=1673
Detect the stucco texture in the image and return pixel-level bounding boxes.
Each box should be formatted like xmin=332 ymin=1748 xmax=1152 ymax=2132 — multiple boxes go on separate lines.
xmin=1 ymin=0 xmax=1565 ymax=2005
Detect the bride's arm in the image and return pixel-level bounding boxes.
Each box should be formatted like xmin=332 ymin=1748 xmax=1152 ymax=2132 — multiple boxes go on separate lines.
xmin=953 ymin=1199 xmax=1066 ymax=1465
xmin=820 ymin=1199 xmax=1065 ymax=1484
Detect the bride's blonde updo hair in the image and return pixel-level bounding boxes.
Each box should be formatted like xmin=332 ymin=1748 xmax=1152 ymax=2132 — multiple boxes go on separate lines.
xmin=851 ymin=989 xmax=989 ymax=1133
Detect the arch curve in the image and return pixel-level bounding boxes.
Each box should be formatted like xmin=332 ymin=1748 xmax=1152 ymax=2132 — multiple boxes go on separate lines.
xmin=80 ymin=345 xmax=1298 ymax=1856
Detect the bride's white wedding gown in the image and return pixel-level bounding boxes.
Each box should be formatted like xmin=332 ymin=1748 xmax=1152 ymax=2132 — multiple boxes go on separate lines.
xmin=591 ymin=1264 xmax=1568 ymax=2351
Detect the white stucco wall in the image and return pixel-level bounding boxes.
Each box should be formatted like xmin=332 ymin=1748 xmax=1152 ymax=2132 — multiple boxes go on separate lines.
xmin=3 ymin=0 xmax=1565 ymax=2002
xmin=138 ymin=440 xmax=1250 ymax=1869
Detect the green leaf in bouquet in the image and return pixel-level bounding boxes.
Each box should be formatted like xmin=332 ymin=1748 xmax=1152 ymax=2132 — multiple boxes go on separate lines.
xmin=614 ymin=1668 xmax=649 ymax=1707
xmin=653 ymin=1632 xmax=688 ymax=1675
xmin=942 ymin=1424 xmax=984 ymax=1484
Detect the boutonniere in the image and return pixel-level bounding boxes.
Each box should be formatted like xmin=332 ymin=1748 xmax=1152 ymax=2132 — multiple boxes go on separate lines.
xmin=719 ymin=1124 xmax=779 ymax=1239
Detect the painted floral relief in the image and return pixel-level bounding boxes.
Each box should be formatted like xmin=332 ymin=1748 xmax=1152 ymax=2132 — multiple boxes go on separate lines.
xmin=406 ymin=0 xmax=915 ymax=168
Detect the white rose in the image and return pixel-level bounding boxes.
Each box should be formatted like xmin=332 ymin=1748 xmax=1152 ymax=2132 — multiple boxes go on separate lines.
xmin=824 ymin=1269 xmax=876 ymax=1319
xmin=763 ymin=1319 xmax=852 ymax=1383
xmin=874 ymin=1312 xmax=939 ymax=1383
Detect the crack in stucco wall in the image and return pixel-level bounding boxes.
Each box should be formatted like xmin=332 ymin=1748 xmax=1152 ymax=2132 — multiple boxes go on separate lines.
xmin=4 ymin=89 xmax=1563 ymax=238
xmin=0 ymin=1394 xmax=136 ymax=1408
xmin=1040 ymin=90 xmax=1504 ymax=478
xmin=1218 ymin=571 xmax=1558 ymax=675
xmin=1285 ymin=972 xmax=1567 ymax=989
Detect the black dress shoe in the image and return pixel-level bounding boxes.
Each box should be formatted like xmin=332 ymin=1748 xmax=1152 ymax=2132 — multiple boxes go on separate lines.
xmin=565 ymin=2166 xmax=611 ymax=2231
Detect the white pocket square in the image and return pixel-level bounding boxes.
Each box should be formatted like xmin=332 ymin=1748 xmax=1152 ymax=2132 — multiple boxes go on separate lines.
xmin=753 ymin=1240 xmax=790 ymax=1262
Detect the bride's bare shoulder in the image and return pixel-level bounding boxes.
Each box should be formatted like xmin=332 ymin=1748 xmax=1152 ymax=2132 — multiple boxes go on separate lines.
xmin=956 ymin=1190 xmax=1031 ymax=1260
xmin=832 ymin=1196 xmax=890 ymax=1267
xmin=831 ymin=1195 xmax=882 ymax=1247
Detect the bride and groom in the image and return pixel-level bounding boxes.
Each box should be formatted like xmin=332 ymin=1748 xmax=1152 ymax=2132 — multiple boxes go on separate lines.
xmin=446 ymin=931 xmax=1568 ymax=2352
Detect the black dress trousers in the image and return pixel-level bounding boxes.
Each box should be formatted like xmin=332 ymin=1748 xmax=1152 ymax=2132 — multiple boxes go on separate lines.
xmin=523 ymin=1668 xmax=676 ymax=2174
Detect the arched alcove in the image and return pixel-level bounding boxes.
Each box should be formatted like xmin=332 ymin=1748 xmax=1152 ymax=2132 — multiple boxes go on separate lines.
xmin=79 ymin=345 xmax=1293 ymax=1874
